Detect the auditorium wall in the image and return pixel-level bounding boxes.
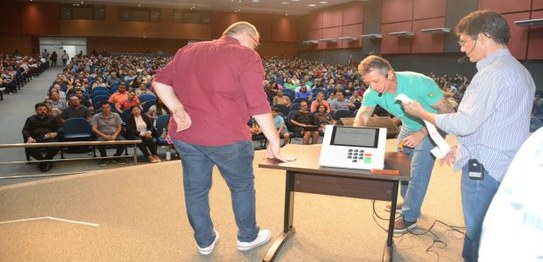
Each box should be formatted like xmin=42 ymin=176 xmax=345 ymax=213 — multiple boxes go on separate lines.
xmin=0 ymin=1 xmax=298 ymax=57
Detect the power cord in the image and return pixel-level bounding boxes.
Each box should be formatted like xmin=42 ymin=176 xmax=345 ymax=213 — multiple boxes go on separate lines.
xmin=371 ymin=200 xmax=466 ymax=261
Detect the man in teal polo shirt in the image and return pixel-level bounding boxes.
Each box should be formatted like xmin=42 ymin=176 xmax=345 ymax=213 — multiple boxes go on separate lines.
xmin=353 ymin=55 xmax=455 ymax=233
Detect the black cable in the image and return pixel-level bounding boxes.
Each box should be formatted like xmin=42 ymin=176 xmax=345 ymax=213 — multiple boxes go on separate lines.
xmin=371 ymin=200 xmax=467 ymax=261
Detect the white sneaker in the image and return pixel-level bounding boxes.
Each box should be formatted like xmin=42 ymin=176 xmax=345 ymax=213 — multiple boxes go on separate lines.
xmin=198 ymin=230 xmax=219 ymax=255
xmin=237 ymin=229 xmax=271 ymax=251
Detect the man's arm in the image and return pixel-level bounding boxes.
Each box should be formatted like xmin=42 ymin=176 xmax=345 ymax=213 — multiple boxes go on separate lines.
xmin=22 ymin=118 xmax=35 ymax=143
xmin=432 ymin=97 xmax=455 ymax=114
xmin=253 ymin=113 xmax=293 ymax=162
xmin=353 ymin=106 xmax=374 ymax=127
xmin=152 ymin=81 xmax=191 ymax=131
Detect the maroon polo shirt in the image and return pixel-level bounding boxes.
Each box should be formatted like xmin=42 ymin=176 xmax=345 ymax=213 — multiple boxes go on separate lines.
xmin=154 ymin=36 xmax=270 ymax=146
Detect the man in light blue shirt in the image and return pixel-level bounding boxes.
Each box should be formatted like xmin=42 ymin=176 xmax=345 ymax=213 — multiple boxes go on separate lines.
xmin=403 ymin=10 xmax=536 ymax=261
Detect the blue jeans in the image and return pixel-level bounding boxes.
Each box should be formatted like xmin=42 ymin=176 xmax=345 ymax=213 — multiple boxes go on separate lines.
xmin=460 ymin=164 xmax=499 ymax=262
xmin=397 ymin=127 xmax=437 ymax=222
xmin=172 ymin=139 xmax=260 ymax=247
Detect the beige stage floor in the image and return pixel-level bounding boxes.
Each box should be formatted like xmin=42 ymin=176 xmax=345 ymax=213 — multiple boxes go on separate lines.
xmin=0 ymin=140 xmax=465 ymax=261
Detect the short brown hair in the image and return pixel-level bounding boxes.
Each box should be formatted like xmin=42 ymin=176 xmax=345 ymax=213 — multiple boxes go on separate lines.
xmin=456 ymin=10 xmax=510 ymax=44
xmin=358 ymin=55 xmax=392 ymax=77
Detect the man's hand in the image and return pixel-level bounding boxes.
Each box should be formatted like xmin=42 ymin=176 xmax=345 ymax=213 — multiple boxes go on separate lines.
xmin=401 ymin=131 xmax=425 ymax=148
xmin=438 ymin=145 xmax=457 ymax=166
xmin=172 ymin=108 xmax=192 ymax=132
xmin=265 ymin=143 xmax=296 ymax=162
xmin=49 ymin=132 xmax=58 ymax=139
xmin=26 ymin=137 xmax=36 ymax=143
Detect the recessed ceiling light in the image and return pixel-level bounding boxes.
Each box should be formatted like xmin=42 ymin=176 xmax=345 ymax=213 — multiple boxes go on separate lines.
xmin=320 ymin=1 xmax=328 ymax=4
xmin=308 ymin=4 xmax=316 ymax=7
xmin=280 ymin=1 xmax=290 ymax=4
xmin=252 ymin=0 xmax=260 ymax=2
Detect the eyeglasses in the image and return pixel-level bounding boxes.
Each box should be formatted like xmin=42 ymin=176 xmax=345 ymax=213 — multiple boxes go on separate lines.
xmin=457 ymin=39 xmax=468 ymax=47
xmin=457 ymin=35 xmax=477 ymax=47
xmin=246 ymin=33 xmax=260 ymax=50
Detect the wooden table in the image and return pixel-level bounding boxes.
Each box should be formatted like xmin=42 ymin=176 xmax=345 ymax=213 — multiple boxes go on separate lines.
xmin=259 ymin=144 xmax=411 ymax=261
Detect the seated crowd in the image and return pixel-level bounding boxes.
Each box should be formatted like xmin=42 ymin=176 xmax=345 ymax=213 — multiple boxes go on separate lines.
xmin=18 ymin=52 xmax=542 ymax=172
xmin=1 ymin=53 xmax=47 ymax=99
xmin=22 ymin=53 xmax=173 ymax=172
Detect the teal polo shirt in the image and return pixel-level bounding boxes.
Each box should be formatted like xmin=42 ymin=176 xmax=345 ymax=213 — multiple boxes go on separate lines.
xmin=362 ymin=71 xmax=443 ymax=132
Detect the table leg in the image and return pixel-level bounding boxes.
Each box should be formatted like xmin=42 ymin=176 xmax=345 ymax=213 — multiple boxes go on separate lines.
xmin=263 ymin=171 xmax=296 ymax=262
xmin=384 ymin=180 xmax=399 ymax=261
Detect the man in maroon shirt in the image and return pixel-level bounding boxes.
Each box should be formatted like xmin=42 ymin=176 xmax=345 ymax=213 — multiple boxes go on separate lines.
xmin=153 ymin=21 xmax=291 ymax=255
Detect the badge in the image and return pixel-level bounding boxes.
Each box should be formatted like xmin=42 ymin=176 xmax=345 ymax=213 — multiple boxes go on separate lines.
xmin=428 ymin=92 xmax=435 ymax=97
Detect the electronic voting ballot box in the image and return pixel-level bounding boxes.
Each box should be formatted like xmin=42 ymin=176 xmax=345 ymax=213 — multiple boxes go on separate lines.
xmin=319 ymin=125 xmax=387 ymax=170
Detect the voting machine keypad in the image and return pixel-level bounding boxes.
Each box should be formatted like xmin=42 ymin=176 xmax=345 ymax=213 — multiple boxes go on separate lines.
xmin=347 ymin=149 xmax=372 ymax=164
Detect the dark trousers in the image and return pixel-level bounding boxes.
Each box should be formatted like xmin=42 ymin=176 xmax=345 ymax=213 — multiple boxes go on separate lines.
xmin=136 ymin=137 xmax=158 ymax=157
xmin=27 ymin=139 xmax=60 ymax=161
xmin=97 ymin=135 xmax=126 ymax=157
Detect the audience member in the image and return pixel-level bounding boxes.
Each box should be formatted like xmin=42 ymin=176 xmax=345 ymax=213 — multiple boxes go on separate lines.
xmin=59 ymin=95 xmax=92 ymax=123
xmin=147 ymin=97 xmax=169 ymax=122
xmin=108 ymin=82 xmax=129 ymax=112
xmin=310 ymin=92 xmax=330 ymax=113
xmin=271 ymin=107 xmax=290 ymax=146
xmin=295 ymin=85 xmax=311 ymax=101
xmin=118 ymin=90 xmax=140 ymax=112
xmin=47 ymin=90 xmax=68 ymax=112
xmin=290 ymin=100 xmax=319 ymax=145
xmin=91 ymin=101 xmax=127 ymax=167
xmin=272 ymin=89 xmax=291 ymax=108
xmin=329 ymin=91 xmax=355 ymax=112
xmin=22 ymin=102 xmax=63 ymax=172
xmin=314 ymin=104 xmax=335 ymax=134
xmin=125 ymin=106 xmax=160 ymax=163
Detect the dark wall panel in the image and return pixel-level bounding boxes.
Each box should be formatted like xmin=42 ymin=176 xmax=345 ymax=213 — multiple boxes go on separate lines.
xmin=413 ymin=0 xmax=446 ymax=20
xmin=382 ymin=0 xmax=413 ymax=23
xmin=503 ymin=12 xmax=530 ymax=60
xmin=298 ymin=48 xmax=364 ymax=66
xmin=242 ymin=13 xmax=272 ymax=41
xmin=211 ymin=12 xmax=242 ymax=39
xmin=478 ymin=0 xmax=532 ymax=14
xmin=412 ymin=18 xmax=446 ymax=53
xmin=20 ymin=2 xmax=60 ymax=35
xmin=0 ymin=35 xmax=33 ymax=55
xmin=527 ymin=10 xmax=543 ymax=59
xmin=87 ymin=37 xmax=187 ymax=54
xmin=381 ymin=22 xmax=413 ymax=54
xmin=0 ymin=2 xmax=21 ymax=34
xmin=362 ymin=0 xmax=382 ymax=55
xmin=444 ymin=0 xmax=477 ymax=52
xmin=272 ymin=16 xmax=299 ymax=42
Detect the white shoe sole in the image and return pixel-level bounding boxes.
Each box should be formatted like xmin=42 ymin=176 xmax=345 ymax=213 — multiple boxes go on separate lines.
xmin=198 ymin=231 xmax=219 ymax=255
xmin=237 ymin=229 xmax=271 ymax=251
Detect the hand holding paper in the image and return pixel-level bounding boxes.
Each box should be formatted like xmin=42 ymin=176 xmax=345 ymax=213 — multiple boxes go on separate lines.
xmin=395 ymin=94 xmax=450 ymax=159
